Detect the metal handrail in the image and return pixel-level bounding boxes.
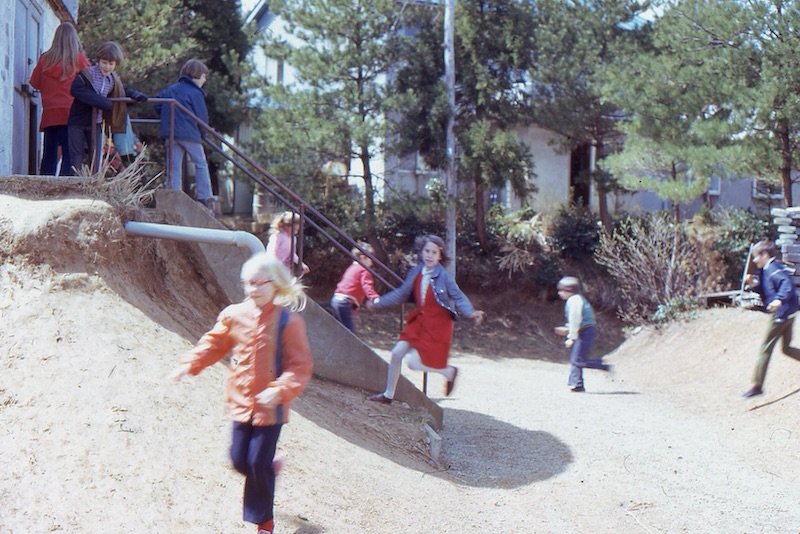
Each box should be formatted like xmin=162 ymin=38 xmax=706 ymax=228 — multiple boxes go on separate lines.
xmin=119 ymin=97 xmax=404 ymax=289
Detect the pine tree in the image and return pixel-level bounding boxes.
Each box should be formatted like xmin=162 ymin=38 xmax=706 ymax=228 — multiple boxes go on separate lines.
xmin=252 ymin=0 xmax=405 ymax=255
xmin=529 ymin=0 xmax=651 ymax=230
xmin=392 ymin=0 xmax=537 ymax=252
xmin=601 ymin=0 xmax=800 ymax=209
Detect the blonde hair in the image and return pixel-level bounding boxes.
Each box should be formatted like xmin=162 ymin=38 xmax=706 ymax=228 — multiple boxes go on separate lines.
xmin=351 ymin=242 xmax=375 ymax=257
xmin=241 ymin=253 xmax=307 ymax=311
xmin=269 ymin=211 xmax=300 ymax=235
xmin=41 ymin=22 xmax=84 ymax=80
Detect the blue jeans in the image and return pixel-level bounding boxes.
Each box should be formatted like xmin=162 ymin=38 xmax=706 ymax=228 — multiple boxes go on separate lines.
xmin=568 ymin=326 xmax=607 ymax=388
xmin=40 ymin=125 xmax=71 ymax=176
xmin=168 ymin=139 xmax=212 ymax=200
xmin=330 ymin=295 xmax=356 ymax=332
xmin=230 ymin=421 xmax=282 ymax=525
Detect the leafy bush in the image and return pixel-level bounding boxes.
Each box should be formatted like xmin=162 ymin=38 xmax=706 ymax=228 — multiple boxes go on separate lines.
xmin=709 ymin=208 xmax=771 ymax=289
xmin=547 ymin=203 xmax=601 ymax=261
xmin=595 ymin=213 xmax=726 ymax=324
xmin=649 ymin=295 xmax=699 ymax=325
xmin=489 ymin=206 xmax=547 ymax=272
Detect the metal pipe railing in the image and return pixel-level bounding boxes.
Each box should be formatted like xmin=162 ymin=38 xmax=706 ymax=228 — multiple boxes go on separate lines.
xmin=124 ymin=221 xmax=265 ymax=256
xmin=121 ymin=96 xmax=404 ymax=289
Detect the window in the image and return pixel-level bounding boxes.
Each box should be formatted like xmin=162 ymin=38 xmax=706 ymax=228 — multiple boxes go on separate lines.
xmin=707 ymin=176 xmax=722 ymax=196
xmin=752 ymin=180 xmax=784 ymax=200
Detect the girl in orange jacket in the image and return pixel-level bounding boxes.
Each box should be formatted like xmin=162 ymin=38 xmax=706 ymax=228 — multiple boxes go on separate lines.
xmin=171 ymin=253 xmax=313 ymax=534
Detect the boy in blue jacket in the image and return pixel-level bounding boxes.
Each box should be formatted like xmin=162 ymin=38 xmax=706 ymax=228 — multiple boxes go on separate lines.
xmin=67 ymin=41 xmax=147 ymax=175
xmin=154 ymin=59 xmax=213 ymax=208
xmin=742 ymin=240 xmax=800 ymax=398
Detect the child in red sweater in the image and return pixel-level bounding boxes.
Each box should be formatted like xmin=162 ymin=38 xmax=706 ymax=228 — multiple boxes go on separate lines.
xmin=29 ymin=22 xmax=89 ymax=175
xmin=330 ymin=243 xmax=380 ymax=333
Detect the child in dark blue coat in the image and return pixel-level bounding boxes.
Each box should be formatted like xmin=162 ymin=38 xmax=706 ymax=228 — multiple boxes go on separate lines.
xmin=742 ymin=240 xmax=800 ymax=398
xmin=155 ymin=59 xmax=213 ymax=207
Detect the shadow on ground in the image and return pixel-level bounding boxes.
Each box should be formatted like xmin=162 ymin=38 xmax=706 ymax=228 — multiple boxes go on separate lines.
xmin=292 ymin=380 xmax=572 ymax=490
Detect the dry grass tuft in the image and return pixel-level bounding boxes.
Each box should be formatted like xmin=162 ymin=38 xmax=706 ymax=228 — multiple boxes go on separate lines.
xmin=75 ymin=146 xmax=160 ymax=209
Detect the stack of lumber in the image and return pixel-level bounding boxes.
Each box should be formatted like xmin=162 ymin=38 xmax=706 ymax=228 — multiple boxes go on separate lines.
xmin=772 ymin=207 xmax=800 ymax=287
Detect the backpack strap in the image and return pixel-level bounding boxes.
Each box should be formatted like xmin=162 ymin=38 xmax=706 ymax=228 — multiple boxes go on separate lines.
xmin=275 ymin=308 xmax=290 ymax=375
xmin=77 ymin=67 xmax=91 ymax=87
xmin=274 ymin=308 xmax=290 ymax=422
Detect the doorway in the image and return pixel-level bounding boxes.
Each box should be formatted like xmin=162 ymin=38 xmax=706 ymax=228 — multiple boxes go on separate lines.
xmin=12 ymin=0 xmax=41 ymax=175
xmin=569 ymin=143 xmax=592 ymax=207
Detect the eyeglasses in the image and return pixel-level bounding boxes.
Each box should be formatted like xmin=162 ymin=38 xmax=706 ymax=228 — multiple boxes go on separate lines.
xmin=242 ymin=278 xmax=274 ymax=287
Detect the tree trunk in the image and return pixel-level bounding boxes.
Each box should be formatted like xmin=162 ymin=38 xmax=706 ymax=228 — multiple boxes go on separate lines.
xmin=779 ymin=123 xmax=793 ymax=207
xmin=360 ymin=146 xmax=387 ymax=263
xmin=474 ymin=178 xmax=489 ymax=252
xmin=593 ymin=142 xmax=611 ymax=233
xmin=597 ymin=188 xmax=611 ymax=234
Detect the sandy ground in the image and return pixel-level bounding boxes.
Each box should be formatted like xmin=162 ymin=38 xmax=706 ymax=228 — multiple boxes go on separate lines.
xmin=1 ymin=192 xmax=799 ymax=533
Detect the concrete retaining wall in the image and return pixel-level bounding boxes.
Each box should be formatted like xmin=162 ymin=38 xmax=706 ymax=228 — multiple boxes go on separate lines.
xmin=151 ymin=189 xmax=444 ymax=429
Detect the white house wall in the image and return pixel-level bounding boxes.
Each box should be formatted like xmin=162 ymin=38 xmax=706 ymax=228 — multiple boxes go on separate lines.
xmin=0 ymin=0 xmax=15 ymax=175
xmin=513 ymin=124 xmax=571 ymax=213
xmin=0 ymin=0 xmax=73 ymax=176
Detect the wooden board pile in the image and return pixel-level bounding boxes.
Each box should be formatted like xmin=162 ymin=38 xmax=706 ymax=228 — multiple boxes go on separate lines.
xmin=772 ymin=207 xmax=800 ymax=287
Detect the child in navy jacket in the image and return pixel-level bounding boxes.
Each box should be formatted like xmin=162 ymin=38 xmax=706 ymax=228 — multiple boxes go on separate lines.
xmin=742 ymin=240 xmax=800 ymax=398
xmin=155 ymin=59 xmax=213 ymax=207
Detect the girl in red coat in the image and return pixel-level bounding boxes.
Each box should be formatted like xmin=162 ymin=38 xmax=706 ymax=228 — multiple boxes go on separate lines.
xmin=368 ymin=235 xmax=484 ymax=403
xmin=29 ymin=22 xmax=89 ymax=175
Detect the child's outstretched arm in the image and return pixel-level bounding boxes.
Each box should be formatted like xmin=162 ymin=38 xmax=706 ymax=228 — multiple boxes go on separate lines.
xmin=124 ymin=85 xmax=148 ymax=103
xmin=170 ymin=309 xmax=236 ymax=381
xmin=468 ymin=310 xmax=485 ymax=325
xmin=372 ymin=265 xmax=420 ymax=309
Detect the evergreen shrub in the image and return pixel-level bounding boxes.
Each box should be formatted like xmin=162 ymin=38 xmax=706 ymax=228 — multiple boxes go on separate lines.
xmin=548 ymin=203 xmax=601 ymax=261
xmin=709 ymin=208 xmax=771 ymax=289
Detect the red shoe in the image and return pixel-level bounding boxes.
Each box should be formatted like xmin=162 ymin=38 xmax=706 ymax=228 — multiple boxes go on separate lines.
xmin=257 ymin=519 xmax=274 ymax=533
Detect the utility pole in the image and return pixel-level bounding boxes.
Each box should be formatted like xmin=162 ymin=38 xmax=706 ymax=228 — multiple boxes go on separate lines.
xmin=444 ymin=0 xmax=457 ymax=276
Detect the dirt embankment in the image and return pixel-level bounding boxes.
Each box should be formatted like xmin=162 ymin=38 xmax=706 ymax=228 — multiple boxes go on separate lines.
xmin=1 ymin=187 xmax=799 ymax=533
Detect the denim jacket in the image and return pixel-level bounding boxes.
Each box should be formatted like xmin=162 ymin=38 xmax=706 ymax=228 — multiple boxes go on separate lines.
xmin=373 ymin=263 xmax=476 ymax=321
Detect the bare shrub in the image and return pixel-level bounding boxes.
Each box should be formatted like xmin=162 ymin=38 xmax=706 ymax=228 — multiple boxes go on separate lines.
xmin=596 ymin=213 xmax=726 ymax=324
xmin=75 ymin=146 xmax=160 ymax=210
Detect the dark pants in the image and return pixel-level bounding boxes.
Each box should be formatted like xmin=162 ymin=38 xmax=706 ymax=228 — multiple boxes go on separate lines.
xmin=754 ymin=316 xmax=800 ymax=387
xmin=330 ymin=295 xmax=356 ymax=332
xmin=230 ymin=421 xmax=282 ymax=525
xmin=67 ymin=123 xmax=103 ymax=175
xmin=40 ymin=125 xmax=71 ymax=176
xmin=568 ymin=326 xmax=608 ymax=388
